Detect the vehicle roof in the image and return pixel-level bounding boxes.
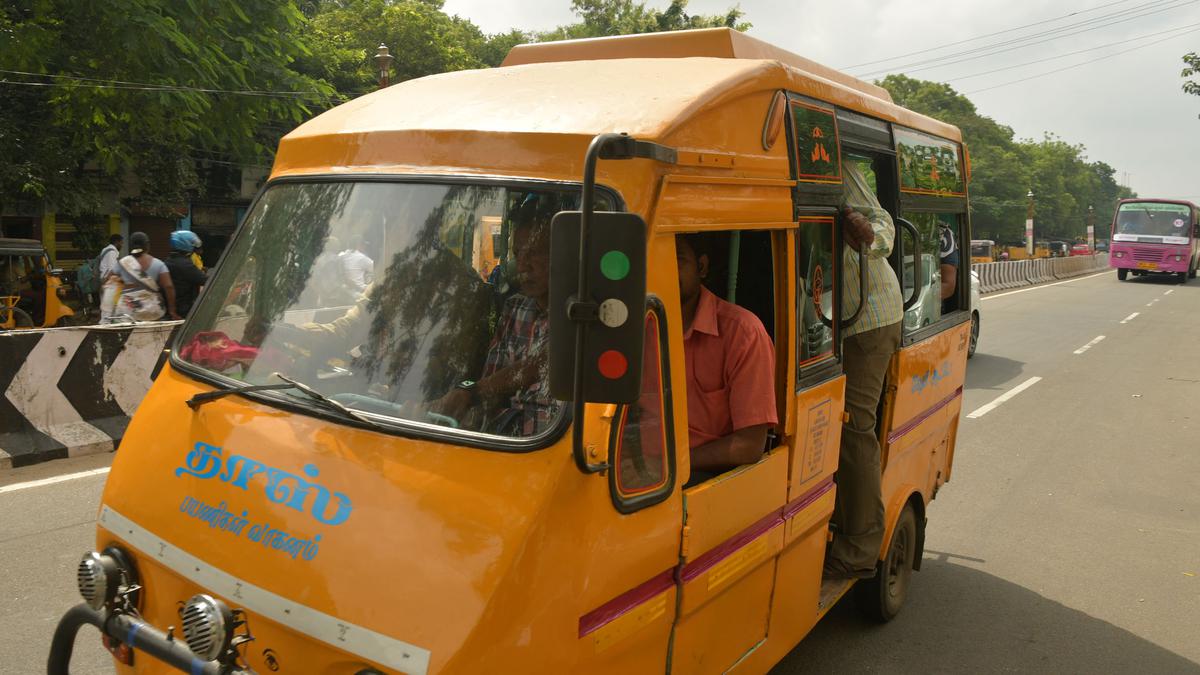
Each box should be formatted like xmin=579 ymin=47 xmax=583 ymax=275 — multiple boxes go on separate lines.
xmin=274 ymin=30 xmax=960 ymax=177
xmin=0 ymin=238 xmax=46 ymax=254
xmin=1117 ymin=198 xmax=1198 ymax=208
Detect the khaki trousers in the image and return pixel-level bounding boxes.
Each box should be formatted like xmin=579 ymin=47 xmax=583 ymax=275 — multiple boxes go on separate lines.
xmin=829 ymin=321 xmax=900 ymax=575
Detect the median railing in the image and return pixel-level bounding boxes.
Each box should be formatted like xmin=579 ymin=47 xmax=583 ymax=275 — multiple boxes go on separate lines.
xmin=974 ymin=254 xmax=1109 ymax=294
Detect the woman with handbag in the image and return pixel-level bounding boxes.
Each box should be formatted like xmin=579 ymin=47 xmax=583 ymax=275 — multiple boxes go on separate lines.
xmin=115 ymin=231 xmax=180 ymax=321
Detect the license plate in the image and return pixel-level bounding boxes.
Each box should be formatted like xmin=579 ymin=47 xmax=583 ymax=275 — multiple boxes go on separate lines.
xmin=1136 ymin=262 xmax=1158 ymax=270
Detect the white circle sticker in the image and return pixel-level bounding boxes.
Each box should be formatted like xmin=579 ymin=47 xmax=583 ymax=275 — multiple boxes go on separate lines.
xmin=1174 ymin=218 xmax=1185 ymax=228
xmin=598 ymin=299 xmax=629 ymax=328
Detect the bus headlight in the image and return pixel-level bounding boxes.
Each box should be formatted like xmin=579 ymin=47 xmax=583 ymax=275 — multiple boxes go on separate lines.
xmin=77 ymin=552 xmax=119 ymax=610
xmin=1114 ymin=251 xmax=1124 ymax=258
xmin=181 ymin=594 xmax=234 ymax=661
xmin=1175 ymin=255 xmax=1183 ymax=262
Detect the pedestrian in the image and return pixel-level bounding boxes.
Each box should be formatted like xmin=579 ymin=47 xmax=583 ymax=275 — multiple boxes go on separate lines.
xmin=97 ymin=233 xmax=124 ymax=323
xmin=115 ymin=232 xmax=179 ymax=321
xmin=340 ymin=235 xmax=374 ymax=297
xmin=165 ymin=230 xmax=208 ymax=317
xmin=824 ymin=155 xmax=903 ymax=581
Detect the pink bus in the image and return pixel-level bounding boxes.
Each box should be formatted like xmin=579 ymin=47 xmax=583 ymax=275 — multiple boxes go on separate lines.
xmin=1110 ymin=198 xmax=1200 ymax=283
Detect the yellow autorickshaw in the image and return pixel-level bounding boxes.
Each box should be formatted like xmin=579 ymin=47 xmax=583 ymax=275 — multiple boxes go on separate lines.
xmin=0 ymin=237 xmax=74 ymax=329
xmin=50 ymin=28 xmax=969 ymax=674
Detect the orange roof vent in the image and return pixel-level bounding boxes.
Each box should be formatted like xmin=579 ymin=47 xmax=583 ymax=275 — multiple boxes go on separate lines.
xmin=501 ymin=27 xmax=892 ymax=104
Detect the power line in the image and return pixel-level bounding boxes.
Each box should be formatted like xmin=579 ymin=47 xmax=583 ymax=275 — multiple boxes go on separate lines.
xmin=0 ymin=68 xmax=329 ymax=98
xmin=942 ymin=21 xmax=1200 ymax=83
xmin=964 ymin=26 xmax=1200 ymax=94
xmin=841 ymin=0 xmax=1140 ymax=69
xmin=853 ymin=0 xmax=1196 ymax=78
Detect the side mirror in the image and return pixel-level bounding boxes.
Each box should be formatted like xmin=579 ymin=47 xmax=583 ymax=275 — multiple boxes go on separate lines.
xmin=548 ymin=210 xmax=647 ymax=404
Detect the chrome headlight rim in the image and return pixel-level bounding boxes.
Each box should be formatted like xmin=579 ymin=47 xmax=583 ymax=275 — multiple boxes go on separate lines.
xmin=181 ymin=594 xmax=234 ymax=662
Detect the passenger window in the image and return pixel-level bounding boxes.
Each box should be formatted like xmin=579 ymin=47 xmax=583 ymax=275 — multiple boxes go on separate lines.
xmin=902 ymin=212 xmax=962 ymax=332
xmin=797 ymin=216 xmax=836 ymax=366
xmin=611 ymin=302 xmax=675 ymax=510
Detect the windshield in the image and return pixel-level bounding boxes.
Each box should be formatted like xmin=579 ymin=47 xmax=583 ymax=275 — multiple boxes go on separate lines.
xmin=177 ymin=180 xmax=607 ymax=442
xmin=969 ymin=241 xmax=992 ymax=257
xmin=1115 ymin=202 xmax=1193 ymax=239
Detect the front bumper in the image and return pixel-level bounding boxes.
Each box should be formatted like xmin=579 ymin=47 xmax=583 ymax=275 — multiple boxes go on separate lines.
xmin=48 ymin=604 xmax=249 ymax=675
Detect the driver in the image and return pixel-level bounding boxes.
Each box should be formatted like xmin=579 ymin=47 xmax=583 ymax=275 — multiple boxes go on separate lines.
xmin=429 ymin=200 xmax=556 ymax=435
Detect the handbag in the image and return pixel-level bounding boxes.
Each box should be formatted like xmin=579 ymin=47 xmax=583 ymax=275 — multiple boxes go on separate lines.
xmin=117 ymin=255 xmax=165 ymax=321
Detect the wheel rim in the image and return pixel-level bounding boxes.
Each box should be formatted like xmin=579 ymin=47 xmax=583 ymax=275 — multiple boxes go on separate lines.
xmin=884 ymin=517 xmax=915 ymax=608
xmin=970 ymin=315 xmax=979 ymax=353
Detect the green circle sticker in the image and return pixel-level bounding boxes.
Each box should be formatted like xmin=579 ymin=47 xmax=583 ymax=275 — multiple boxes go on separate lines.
xmin=600 ymin=250 xmax=631 ymax=281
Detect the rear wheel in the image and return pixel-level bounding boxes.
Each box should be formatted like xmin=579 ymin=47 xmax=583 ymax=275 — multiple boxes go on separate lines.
xmin=1117 ymin=268 xmax=1128 ymax=281
xmin=855 ymin=504 xmax=917 ymax=623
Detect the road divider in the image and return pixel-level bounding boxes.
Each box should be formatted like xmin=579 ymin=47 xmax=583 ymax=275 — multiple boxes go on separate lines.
xmin=974 ymin=254 xmax=1109 ymax=295
xmin=0 ymin=321 xmax=181 ymax=471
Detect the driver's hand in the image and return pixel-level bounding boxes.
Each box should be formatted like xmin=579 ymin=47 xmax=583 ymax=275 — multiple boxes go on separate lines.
xmin=431 ymin=388 xmax=473 ymax=420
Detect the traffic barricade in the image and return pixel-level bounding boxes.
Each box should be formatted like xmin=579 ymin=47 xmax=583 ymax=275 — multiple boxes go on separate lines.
xmin=0 ymin=320 xmax=181 ymax=470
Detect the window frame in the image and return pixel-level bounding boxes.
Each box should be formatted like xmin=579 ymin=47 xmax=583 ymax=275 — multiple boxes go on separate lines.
xmin=168 ymin=173 xmax=625 ymax=454
xmin=608 ymin=295 xmax=677 ymax=514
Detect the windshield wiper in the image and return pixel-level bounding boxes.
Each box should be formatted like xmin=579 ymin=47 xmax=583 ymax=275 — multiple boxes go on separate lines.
xmin=186 ymin=373 xmax=389 ymax=432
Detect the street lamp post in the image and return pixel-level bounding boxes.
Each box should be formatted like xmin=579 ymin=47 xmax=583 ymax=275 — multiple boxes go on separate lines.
xmin=1026 ymin=189 xmax=1035 ymax=257
xmin=1087 ymin=204 xmax=1095 ymax=252
xmin=374 ymin=43 xmax=394 ymax=89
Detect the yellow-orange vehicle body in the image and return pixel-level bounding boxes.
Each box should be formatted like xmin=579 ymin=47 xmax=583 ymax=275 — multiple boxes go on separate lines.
xmin=78 ymin=29 xmax=969 ymax=675
xmin=0 ymin=237 xmax=74 ymax=329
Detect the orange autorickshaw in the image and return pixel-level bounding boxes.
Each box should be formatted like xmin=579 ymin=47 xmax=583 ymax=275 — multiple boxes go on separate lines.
xmin=50 ymin=28 xmax=970 ymax=675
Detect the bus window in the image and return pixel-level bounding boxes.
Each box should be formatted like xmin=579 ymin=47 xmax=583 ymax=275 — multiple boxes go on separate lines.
xmin=901 ymin=212 xmax=961 ymax=331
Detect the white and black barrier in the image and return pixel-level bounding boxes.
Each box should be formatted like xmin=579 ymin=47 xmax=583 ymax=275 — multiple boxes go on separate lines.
xmin=0 ymin=321 xmax=181 ymax=470
xmin=972 ymin=254 xmax=1108 ymax=295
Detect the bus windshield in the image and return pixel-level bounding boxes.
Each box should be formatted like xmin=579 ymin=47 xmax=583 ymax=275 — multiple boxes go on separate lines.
xmin=1114 ymin=202 xmax=1192 ymax=240
xmin=177 ymin=180 xmax=604 ymax=442
xmin=969 ymin=240 xmax=993 ymax=258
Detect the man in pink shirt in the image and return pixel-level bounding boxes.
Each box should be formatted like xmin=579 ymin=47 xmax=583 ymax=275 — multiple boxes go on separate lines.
xmin=676 ymin=234 xmax=778 ymax=485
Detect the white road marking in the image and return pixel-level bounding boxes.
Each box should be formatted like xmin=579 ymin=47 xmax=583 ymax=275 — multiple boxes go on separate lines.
xmin=982 ymin=271 xmax=1108 ymax=301
xmin=1073 ymin=336 xmax=1106 ymax=355
xmin=1121 ymin=312 xmax=1139 ymax=324
xmin=1165 ymin=289 xmax=1175 ymax=295
xmin=0 ymin=467 xmax=110 ymax=495
xmin=966 ymin=377 xmax=1042 ymax=419
xmin=1147 ymin=300 xmax=1158 ymax=306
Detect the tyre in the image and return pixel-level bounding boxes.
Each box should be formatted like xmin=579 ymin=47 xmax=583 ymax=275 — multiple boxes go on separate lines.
xmin=1179 ymin=272 xmax=1188 ymax=285
xmin=855 ymin=503 xmax=917 ymax=623
xmin=968 ymin=311 xmax=979 ymax=359
xmin=1117 ymin=268 xmax=1128 ymax=281
xmin=2 ymin=307 xmax=34 ymax=329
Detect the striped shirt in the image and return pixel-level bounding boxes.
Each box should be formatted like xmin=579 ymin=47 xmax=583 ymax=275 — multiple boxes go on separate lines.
xmin=842 ymin=161 xmax=903 ymax=337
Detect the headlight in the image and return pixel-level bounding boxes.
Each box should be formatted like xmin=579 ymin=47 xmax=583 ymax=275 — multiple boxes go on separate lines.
xmin=77 ymin=552 xmax=118 ymax=610
xmin=1114 ymin=251 xmax=1124 ymax=258
xmin=181 ymin=594 xmax=234 ymax=661
xmin=1175 ymin=255 xmax=1183 ymax=262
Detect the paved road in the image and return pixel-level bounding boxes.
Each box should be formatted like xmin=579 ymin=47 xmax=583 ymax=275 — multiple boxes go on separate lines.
xmin=774 ymin=271 xmax=1200 ymax=673
xmin=3 ymin=270 xmax=1198 ymax=674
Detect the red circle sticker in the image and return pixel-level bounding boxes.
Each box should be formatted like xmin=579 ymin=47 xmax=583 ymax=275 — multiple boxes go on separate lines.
xmin=597 ymin=350 xmax=628 ymax=380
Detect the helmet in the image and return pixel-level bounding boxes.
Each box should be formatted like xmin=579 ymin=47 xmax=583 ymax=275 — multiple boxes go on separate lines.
xmin=170 ymin=230 xmax=203 ymax=253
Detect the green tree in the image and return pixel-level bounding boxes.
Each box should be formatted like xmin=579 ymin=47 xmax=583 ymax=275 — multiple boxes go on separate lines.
xmin=1184 ymin=51 xmax=1200 ymax=117
xmin=538 ymin=0 xmax=750 ymax=41
xmin=0 ymin=1 xmax=332 ymax=216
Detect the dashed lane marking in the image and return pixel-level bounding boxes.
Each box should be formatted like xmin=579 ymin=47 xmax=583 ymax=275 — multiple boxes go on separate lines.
xmin=1165 ymin=289 xmax=1175 ymax=295
xmin=966 ymin=377 xmax=1042 ymax=419
xmin=1121 ymin=312 xmax=1139 ymax=324
xmin=1074 ymin=336 xmax=1106 ymax=355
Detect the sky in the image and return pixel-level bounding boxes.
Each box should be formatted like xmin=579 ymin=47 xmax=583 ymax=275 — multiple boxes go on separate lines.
xmin=441 ymin=0 xmax=1200 ymax=202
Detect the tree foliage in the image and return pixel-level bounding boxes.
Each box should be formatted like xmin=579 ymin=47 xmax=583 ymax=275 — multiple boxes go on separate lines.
xmin=1184 ymin=51 xmax=1200 ymax=112
xmin=0 ymin=1 xmax=332 ymax=216
xmin=880 ymin=74 xmax=1134 ymax=244
xmin=537 ymin=0 xmax=750 ymax=41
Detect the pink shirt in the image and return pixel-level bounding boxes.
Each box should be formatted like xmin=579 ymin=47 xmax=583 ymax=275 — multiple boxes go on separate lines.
xmin=683 ymin=286 xmax=778 ymax=449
